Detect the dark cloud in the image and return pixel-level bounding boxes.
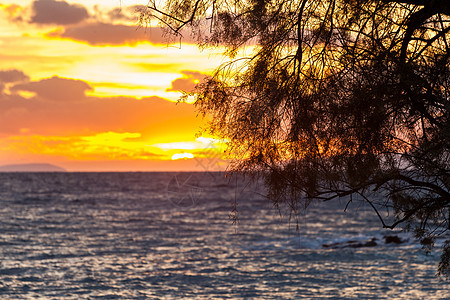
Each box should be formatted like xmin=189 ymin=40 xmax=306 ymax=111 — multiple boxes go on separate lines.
xmin=48 ymin=22 xmax=168 ymax=45
xmin=106 ymin=7 xmax=136 ymax=22
xmin=12 ymin=76 xmax=93 ymax=102
xmin=0 ymin=69 xmax=29 ymax=83
xmin=30 ymin=0 xmax=89 ymax=25
xmin=166 ymin=71 xmax=209 ymax=93
xmin=128 ymin=5 xmax=147 ymax=13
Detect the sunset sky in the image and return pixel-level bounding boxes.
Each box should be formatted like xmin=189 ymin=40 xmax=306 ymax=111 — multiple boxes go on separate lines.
xmin=0 ymin=0 xmax=226 ymax=171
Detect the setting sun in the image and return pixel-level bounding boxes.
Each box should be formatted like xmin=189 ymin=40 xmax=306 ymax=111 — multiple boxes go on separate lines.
xmin=171 ymin=152 xmax=194 ymax=160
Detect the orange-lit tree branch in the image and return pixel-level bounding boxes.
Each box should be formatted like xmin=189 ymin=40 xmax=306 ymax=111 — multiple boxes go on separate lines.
xmin=142 ymin=0 xmax=450 ymax=276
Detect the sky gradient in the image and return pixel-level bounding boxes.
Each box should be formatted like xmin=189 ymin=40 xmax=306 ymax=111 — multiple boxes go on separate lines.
xmin=0 ymin=0 xmax=226 ymax=171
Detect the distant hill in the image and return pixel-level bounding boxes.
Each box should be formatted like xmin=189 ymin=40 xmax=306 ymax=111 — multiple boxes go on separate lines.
xmin=0 ymin=163 xmax=67 ymax=172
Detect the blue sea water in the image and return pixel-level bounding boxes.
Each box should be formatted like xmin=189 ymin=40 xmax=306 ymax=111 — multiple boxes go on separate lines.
xmin=0 ymin=172 xmax=448 ymax=299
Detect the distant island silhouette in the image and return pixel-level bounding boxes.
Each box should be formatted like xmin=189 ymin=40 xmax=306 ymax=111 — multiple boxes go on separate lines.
xmin=0 ymin=163 xmax=67 ymax=172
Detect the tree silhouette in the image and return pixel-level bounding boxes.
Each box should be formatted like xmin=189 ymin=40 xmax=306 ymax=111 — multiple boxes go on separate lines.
xmin=141 ymin=0 xmax=450 ymax=275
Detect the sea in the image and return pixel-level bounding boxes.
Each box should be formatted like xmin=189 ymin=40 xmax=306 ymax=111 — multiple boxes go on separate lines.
xmin=0 ymin=172 xmax=448 ymax=299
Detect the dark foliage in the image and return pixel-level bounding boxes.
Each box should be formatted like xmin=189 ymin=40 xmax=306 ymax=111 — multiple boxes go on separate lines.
xmin=142 ymin=0 xmax=450 ymax=276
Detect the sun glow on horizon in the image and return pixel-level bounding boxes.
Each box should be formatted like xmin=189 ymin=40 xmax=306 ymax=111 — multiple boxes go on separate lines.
xmin=171 ymin=152 xmax=194 ymax=160
xmin=0 ymin=131 xmax=226 ymax=171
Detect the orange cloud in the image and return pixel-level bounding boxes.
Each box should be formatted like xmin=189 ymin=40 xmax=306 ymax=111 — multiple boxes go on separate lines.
xmin=0 ymin=71 xmax=203 ymax=144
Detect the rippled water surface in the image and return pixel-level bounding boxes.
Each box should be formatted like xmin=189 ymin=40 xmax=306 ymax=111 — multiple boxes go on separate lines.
xmin=0 ymin=172 xmax=448 ymax=299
